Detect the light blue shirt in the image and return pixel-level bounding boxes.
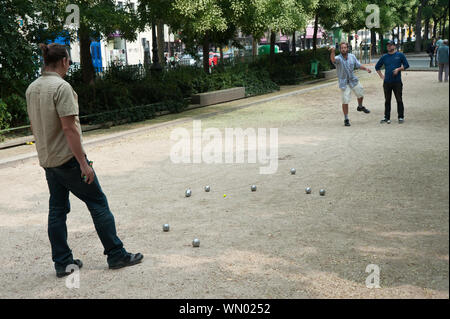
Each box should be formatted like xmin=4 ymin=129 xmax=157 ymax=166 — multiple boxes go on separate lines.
xmin=334 ymin=53 xmax=361 ymax=89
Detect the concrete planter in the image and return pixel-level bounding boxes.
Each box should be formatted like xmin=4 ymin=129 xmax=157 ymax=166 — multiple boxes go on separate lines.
xmin=191 ymin=87 xmax=246 ymax=107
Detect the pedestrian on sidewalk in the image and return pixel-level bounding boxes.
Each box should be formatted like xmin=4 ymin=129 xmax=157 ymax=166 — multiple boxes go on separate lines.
xmin=436 ymin=40 xmax=449 ymax=82
xmin=435 ymin=37 xmax=443 ymax=67
xmin=329 ymin=42 xmax=372 ymax=127
xmin=426 ymin=38 xmax=436 ymax=67
xmin=375 ymin=40 xmax=410 ymax=124
xmin=25 ymin=43 xmax=143 ymax=278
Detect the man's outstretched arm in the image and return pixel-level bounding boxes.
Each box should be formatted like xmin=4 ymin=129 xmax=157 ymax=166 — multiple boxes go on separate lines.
xmin=329 ymin=47 xmax=336 ymax=64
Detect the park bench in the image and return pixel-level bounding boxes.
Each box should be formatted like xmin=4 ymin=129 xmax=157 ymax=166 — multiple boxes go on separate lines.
xmin=191 ymin=87 xmax=245 ymax=107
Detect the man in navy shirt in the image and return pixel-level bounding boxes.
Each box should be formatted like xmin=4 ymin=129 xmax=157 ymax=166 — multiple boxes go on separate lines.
xmin=375 ymin=40 xmax=410 ymax=124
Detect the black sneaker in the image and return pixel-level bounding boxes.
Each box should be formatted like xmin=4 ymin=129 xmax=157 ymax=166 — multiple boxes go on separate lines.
xmin=398 ymin=118 xmax=404 ymax=124
xmin=344 ymin=119 xmax=351 ymax=126
xmin=109 ymin=253 xmax=144 ymax=270
xmin=380 ymin=118 xmax=391 ymax=124
xmin=56 ymin=259 xmax=83 ymax=278
xmin=357 ymin=106 xmax=370 ymax=113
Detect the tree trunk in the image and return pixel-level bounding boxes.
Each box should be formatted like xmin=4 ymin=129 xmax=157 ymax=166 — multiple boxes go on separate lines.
xmin=303 ymin=29 xmax=307 ymax=50
xmin=150 ymin=22 xmax=162 ymax=72
xmin=447 ymin=5 xmax=450 ymax=39
xmin=219 ymin=46 xmax=223 ymax=64
xmin=202 ymin=34 xmax=210 ymax=73
xmin=292 ymin=31 xmax=296 ymax=55
xmin=424 ymin=18 xmax=430 ymax=41
xmin=79 ymin=25 xmax=95 ymax=85
xmin=252 ymin=36 xmax=257 ymax=61
xmin=401 ymin=27 xmax=405 ymax=50
xmin=157 ymin=20 xmax=165 ymax=66
xmin=391 ymin=28 xmax=395 ymax=41
xmin=414 ymin=0 xmax=427 ymax=53
xmin=269 ymin=30 xmax=276 ymax=64
xmin=370 ymin=29 xmax=377 ymax=55
xmin=312 ymin=11 xmax=319 ymax=54
xmin=432 ymin=16 xmax=438 ymax=38
xmin=407 ymin=23 xmax=412 ymax=41
xmin=347 ymin=33 xmax=352 ymax=52
xmin=379 ymin=32 xmax=384 ymax=54
xmin=446 ymin=7 xmax=450 ymax=39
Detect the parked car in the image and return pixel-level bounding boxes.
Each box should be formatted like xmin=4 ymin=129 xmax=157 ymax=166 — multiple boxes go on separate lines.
xmin=209 ymin=52 xmax=219 ymax=66
xmin=68 ymin=62 xmax=81 ymax=73
xmin=197 ymin=52 xmax=219 ymax=67
xmin=179 ymin=54 xmax=196 ymax=66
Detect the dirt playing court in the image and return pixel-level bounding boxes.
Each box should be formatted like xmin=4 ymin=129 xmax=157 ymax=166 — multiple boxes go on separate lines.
xmin=0 ymin=70 xmax=448 ymax=298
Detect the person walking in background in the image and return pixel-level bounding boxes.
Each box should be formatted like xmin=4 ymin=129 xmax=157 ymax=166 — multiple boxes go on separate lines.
xmin=26 ymin=43 xmax=143 ymax=278
xmin=427 ymin=38 xmax=436 ymax=67
xmin=375 ymin=40 xmax=410 ymax=124
xmin=436 ymin=40 xmax=449 ymax=82
xmin=435 ymin=37 xmax=443 ymax=67
xmin=329 ymin=43 xmax=372 ymax=127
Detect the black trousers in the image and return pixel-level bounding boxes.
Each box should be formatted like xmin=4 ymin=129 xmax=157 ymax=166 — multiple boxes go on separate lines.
xmin=383 ymin=82 xmax=404 ymax=120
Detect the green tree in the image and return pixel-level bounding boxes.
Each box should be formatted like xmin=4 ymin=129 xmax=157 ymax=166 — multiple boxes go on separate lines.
xmin=171 ymin=0 xmax=230 ymax=72
xmin=0 ymin=0 xmax=47 ymax=99
xmin=38 ymin=0 xmax=140 ymax=84
xmin=235 ymin=0 xmax=310 ymax=61
xmin=262 ymin=0 xmax=309 ymax=61
xmin=138 ymin=0 xmax=176 ymax=65
xmin=307 ymin=0 xmax=346 ymax=54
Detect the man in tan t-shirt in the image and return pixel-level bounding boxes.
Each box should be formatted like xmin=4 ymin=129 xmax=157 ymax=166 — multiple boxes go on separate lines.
xmin=26 ymin=43 xmax=143 ymax=278
xmin=26 ymin=68 xmax=85 ymax=168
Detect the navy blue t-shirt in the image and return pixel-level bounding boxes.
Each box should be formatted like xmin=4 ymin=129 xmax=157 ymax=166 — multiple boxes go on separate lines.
xmin=375 ymin=52 xmax=410 ymax=83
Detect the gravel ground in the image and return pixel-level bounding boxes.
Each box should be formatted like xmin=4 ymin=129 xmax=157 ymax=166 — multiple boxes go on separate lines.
xmin=0 ymin=70 xmax=448 ymax=299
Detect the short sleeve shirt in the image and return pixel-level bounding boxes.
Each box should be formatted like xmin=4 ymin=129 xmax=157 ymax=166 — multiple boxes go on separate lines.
xmin=334 ymin=53 xmax=361 ymax=89
xmin=26 ymin=72 xmax=85 ymax=168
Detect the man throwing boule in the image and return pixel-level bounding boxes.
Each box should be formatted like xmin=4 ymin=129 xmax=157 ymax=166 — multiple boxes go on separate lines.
xmin=329 ymin=42 xmax=372 ymax=127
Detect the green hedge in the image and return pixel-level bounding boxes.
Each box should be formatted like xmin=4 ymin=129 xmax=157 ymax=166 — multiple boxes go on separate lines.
xmin=3 ymin=94 xmax=29 ymax=127
xmin=402 ymin=40 xmax=434 ymax=53
xmin=403 ymin=40 xmax=415 ymax=53
xmin=1 ymin=47 xmax=331 ymax=133
xmin=0 ymin=94 xmax=27 ymax=141
xmin=70 ymin=62 xmax=280 ymax=125
xmin=251 ymin=47 xmax=333 ymax=85
xmin=0 ymin=99 xmax=11 ymax=140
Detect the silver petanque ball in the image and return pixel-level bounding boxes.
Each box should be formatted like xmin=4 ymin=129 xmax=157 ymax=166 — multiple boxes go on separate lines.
xmin=319 ymin=189 xmax=326 ymax=196
xmin=163 ymin=224 xmax=170 ymax=232
xmin=290 ymin=168 xmax=296 ymax=175
xmin=204 ymin=185 xmax=210 ymax=192
xmin=251 ymin=185 xmax=257 ymax=192
xmin=305 ymin=187 xmax=312 ymax=194
xmin=185 ymin=189 xmax=192 ymax=197
xmin=192 ymin=238 xmax=200 ymax=247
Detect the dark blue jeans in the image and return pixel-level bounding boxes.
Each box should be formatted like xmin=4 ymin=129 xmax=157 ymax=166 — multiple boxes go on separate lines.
xmin=44 ymin=156 xmax=127 ymax=272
